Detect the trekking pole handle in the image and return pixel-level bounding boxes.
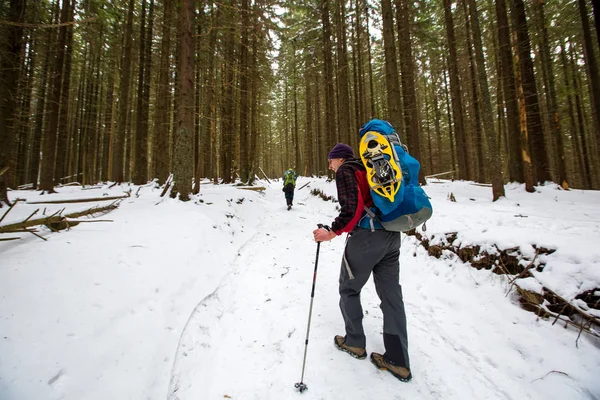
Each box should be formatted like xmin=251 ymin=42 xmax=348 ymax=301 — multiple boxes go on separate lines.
xmin=317 ymin=223 xmax=331 ymax=231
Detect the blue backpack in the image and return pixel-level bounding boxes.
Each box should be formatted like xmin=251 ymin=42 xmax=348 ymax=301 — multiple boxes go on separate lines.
xmin=358 ymin=119 xmax=433 ymax=232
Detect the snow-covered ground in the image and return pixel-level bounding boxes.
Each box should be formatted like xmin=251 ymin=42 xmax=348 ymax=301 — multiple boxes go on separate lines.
xmin=1 ymin=177 xmax=599 ymax=400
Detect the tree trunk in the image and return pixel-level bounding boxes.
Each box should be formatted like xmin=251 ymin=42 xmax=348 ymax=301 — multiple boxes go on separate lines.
xmin=334 ymin=0 xmax=351 ymax=146
xmin=171 ymin=0 xmax=195 ymax=200
xmin=153 ymin=0 xmax=173 ymax=185
xmin=321 ymin=0 xmax=338 ymax=150
xmin=578 ymin=0 xmax=600 ymax=180
xmin=394 ymin=0 xmax=423 ymax=183
xmin=381 ymin=0 xmax=402 ymax=130
xmin=202 ymin=2 xmax=219 ymax=181
xmin=0 ymin=0 xmax=27 ymax=200
xmin=111 ymin=0 xmax=135 ymax=183
xmin=364 ymin=1 xmax=376 ymax=118
xmin=133 ymin=0 xmax=153 ymax=185
xmin=535 ymin=0 xmax=567 ymax=189
xmin=442 ymin=0 xmax=469 ymax=180
xmin=512 ymin=0 xmax=550 ymax=184
xmin=467 ymin=0 xmax=505 ymax=200
xmin=220 ymin=0 xmax=235 ymax=184
xmin=496 ymin=0 xmax=523 ymax=183
xmin=40 ymin=0 xmax=70 ymax=193
xmin=54 ymin=0 xmax=75 ymax=184
xmin=462 ymin=0 xmax=485 ymax=183
xmin=239 ymin=0 xmax=251 ymax=183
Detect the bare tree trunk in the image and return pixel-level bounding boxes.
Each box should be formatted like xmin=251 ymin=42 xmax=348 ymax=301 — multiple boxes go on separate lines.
xmin=54 ymin=0 xmax=75 ymax=184
xmin=133 ymin=0 xmax=153 ymax=185
xmin=467 ymin=0 xmax=505 ymax=200
xmin=292 ymin=39 xmax=301 ymax=172
xmin=321 ymin=0 xmax=338 ymax=150
xmin=512 ymin=0 xmax=550 ymax=184
xmin=220 ymin=0 xmax=235 ymax=184
xmin=239 ymin=0 xmax=251 ymax=183
xmin=111 ymin=0 xmax=135 ymax=183
xmin=535 ymin=1 xmax=567 ymax=189
xmin=364 ymin=1 xmax=376 ymax=118
xmin=462 ymin=0 xmax=485 ymax=183
xmin=40 ymin=0 xmax=70 ymax=193
xmin=578 ymin=0 xmax=600 ymax=182
xmin=443 ymin=0 xmax=469 ymax=180
xmin=202 ymin=2 xmax=219 ymax=181
xmin=153 ymin=0 xmax=173 ymax=184
xmin=496 ymin=0 xmax=523 ymax=183
xmin=395 ymin=0 xmax=423 ymax=183
xmin=334 ymin=0 xmax=351 ymax=145
xmin=381 ymin=0 xmax=402 ymax=130
xmin=171 ymin=0 xmax=195 ymax=200
xmin=304 ymin=48 xmax=315 ymax=176
xmin=0 ymin=0 xmax=26 ymax=203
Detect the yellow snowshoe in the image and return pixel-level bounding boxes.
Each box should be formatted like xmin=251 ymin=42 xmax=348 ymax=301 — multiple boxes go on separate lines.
xmin=359 ymin=131 xmax=402 ymax=202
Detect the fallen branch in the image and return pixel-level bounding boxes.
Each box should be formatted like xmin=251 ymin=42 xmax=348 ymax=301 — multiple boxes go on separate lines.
xmin=298 ymin=181 xmax=311 ymax=190
xmin=258 ymin=167 xmax=271 ymax=184
xmin=160 ymin=174 xmax=173 ymax=197
xmin=0 ymin=198 xmax=23 ymax=224
xmin=424 ymin=170 xmax=455 ymax=179
xmin=26 ymin=193 xmax=130 ymax=204
xmin=238 ymin=186 xmax=265 ymax=192
xmin=0 ymin=200 xmax=122 ymax=237
xmin=530 ymin=370 xmax=569 ymax=383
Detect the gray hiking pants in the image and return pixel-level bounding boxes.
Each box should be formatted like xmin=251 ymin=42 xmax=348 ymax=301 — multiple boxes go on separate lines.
xmin=339 ymin=228 xmax=410 ymax=368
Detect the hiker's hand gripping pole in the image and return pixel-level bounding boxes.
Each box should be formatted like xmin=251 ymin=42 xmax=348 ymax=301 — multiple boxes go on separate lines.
xmin=313 ymin=223 xmax=334 ymax=242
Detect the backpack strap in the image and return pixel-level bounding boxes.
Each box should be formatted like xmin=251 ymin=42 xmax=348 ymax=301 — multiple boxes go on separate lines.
xmin=360 ymin=206 xmax=378 ymax=232
xmin=342 ymin=234 xmax=355 ymax=280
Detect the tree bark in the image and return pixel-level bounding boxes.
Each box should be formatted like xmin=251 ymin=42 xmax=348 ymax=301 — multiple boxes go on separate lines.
xmin=512 ymin=0 xmax=550 ymax=184
xmin=467 ymin=0 xmax=505 ymax=200
xmin=321 ymin=0 xmax=338 ymax=150
xmin=153 ymin=0 xmax=173 ymax=185
xmin=496 ymin=0 xmax=523 ymax=183
xmin=111 ymin=0 xmax=135 ymax=183
xmin=395 ymin=0 xmax=423 ymax=183
xmin=442 ymin=0 xmax=469 ymax=180
xmin=171 ymin=0 xmax=195 ymax=199
xmin=381 ymin=0 xmax=402 ymax=130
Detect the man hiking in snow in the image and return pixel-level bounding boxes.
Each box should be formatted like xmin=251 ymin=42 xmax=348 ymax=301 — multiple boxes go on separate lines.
xmin=283 ymin=168 xmax=297 ymax=210
xmin=312 ymin=142 xmax=412 ymax=382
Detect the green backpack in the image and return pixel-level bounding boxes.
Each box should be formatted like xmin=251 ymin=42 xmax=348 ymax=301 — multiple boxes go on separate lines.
xmin=283 ymin=169 xmax=297 ymax=186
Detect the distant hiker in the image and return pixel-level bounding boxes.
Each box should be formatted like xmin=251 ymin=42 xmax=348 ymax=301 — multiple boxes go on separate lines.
xmin=312 ymin=142 xmax=412 ymax=382
xmin=283 ymin=168 xmax=297 ymax=210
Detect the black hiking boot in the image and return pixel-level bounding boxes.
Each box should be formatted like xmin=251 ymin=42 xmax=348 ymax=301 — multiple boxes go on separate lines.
xmin=334 ymin=335 xmax=366 ymax=360
xmin=370 ymin=352 xmax=412 ymax=382
xmin=287 ymin=204 xmax=292 ymax=210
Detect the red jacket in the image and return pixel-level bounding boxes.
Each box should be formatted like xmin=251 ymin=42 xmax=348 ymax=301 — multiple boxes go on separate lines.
xmin=331 ymin=160 xmax=373 ymax=235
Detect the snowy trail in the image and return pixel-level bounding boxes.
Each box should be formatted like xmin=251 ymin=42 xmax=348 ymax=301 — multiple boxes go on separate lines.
xmin=166 ymin=182 xmax=328 ymax=399
xmin=166 ymin=181 xmax=600 ymax=400
xmin=2 ymin=180 xmax=599 ymax=400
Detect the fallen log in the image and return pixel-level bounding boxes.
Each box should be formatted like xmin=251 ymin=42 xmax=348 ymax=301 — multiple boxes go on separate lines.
xmin=0 ymin=201 xmax=121 ymax=235
xmin=26 ymin=193 xmax=130 ymax=204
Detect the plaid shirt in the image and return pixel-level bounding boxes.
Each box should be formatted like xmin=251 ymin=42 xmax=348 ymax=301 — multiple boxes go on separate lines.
xmin=331 ymin=160 xmax=373 ymax=235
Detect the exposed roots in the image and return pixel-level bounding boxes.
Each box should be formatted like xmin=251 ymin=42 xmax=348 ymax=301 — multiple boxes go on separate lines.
xmin=408 ymin=230 xmax=600 ymax=342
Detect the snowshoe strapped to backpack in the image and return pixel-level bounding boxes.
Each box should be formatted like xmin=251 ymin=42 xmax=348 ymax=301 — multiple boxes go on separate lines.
xmin=358 ymin=119 xmax=433 ymax=232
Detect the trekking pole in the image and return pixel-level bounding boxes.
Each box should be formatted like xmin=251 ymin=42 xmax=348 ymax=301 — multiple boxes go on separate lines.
xmin=295 ymin=223 xmax=329 ymax=393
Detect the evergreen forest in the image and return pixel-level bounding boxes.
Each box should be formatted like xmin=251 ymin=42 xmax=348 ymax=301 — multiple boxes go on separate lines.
xmin=1 ymin=0 xmax=599 ymax=202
